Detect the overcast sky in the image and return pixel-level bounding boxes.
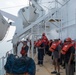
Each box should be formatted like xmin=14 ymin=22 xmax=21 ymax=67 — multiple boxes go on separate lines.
xmin=0 ymin=0 xmax=29 ymax=58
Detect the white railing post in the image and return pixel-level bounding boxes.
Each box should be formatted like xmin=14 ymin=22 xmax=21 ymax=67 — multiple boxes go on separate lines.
xmin=0 ymin=49 xmax=13 ymax=75
xmin=31 ymin=27 xmax=34 ymax=59
xmin=2 ymin=56 xmax=5 ymax=75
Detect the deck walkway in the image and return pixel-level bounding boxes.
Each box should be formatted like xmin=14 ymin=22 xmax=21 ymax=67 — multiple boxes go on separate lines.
xmin=35 ymin=54 xmax=73 ymax=75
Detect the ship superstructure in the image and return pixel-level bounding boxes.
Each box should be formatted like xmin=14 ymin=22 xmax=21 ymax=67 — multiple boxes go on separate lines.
xmin=0 ymin=0 xmax=76 ymax=75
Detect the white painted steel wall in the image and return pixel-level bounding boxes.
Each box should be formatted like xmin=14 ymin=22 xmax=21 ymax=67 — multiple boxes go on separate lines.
xmin=42 ymin=0 xmax=76 ymax=40
xmin=60 ymin=0 xmax=76 ymax=40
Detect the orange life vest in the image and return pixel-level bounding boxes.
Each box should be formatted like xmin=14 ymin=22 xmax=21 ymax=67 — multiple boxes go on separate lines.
xmin=36 ymin=40 xmax=42 ymax=47
xmin=42 ymin=36 xmax=49 ymax=45
xmin=49 ymin=42 xmax=59 ymax=52
xmin=61 ymin=43 xmax=73 ymax=55
xmin=42 ymin=39 xmax=48 ymax=45
xmin=20 ymin=47 xmax=26 ymax=56
xmin=42 ymin=35 xmax=48 ymax=41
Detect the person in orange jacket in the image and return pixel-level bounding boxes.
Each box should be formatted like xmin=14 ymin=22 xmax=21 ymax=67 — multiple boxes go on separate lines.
xmin=50 ymin=39 xmax=61 ymax=75
xmin=20 ymin=41 xmax=29 ymax=57
xmin=61 ymin=37 xmax=75 ymax=75
xmin=37 ymin=38 xmax=45 ymax=66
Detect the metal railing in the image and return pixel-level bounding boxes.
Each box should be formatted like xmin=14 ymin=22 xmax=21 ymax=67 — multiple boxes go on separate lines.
xmin=0 ymin=50 xmax=13 ymax=75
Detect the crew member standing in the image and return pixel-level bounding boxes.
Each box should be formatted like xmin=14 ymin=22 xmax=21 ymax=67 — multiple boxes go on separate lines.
xmin=37 ymin=39 xmax=45 ymax=66
xmin=50 ymin=39 xmax=61 ymax=75
xmin=20 ymin=41 xmax=29 ymax=57
xmin=61 ymin=37 xmax=75 ymax=75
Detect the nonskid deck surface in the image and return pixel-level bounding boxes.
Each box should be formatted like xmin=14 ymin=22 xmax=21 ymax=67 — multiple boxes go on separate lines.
xmin=35 ymin=54 xmax=66 ymax=75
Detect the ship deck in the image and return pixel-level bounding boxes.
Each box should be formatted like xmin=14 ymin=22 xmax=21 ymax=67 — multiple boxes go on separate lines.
xmin=35 ymin=54 xmax=75 ymax=75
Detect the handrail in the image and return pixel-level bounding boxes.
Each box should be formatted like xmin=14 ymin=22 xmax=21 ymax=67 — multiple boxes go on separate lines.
xmin=0 ymin=49 xmax=13 ymax=75
xmin=16 ymin=8 xmax=56 ymax=37
xmin=14 ymin=1 xmax=58 ymax=38
xmin=16 ymin=0 xmax=68 ymax=37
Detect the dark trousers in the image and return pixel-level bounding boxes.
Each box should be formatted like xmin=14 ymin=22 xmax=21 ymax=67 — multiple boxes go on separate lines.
xmin=38 ymin=52 xmax=44 ymax=64
xmin=60 ymin=54 xmax=65 ymax=66
xmin=65 ymin=63 xmax=74 ymax=75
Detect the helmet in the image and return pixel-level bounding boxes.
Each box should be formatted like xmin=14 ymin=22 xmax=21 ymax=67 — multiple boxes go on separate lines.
xmin=66 ymin=37 xmax=72 ymax=42
xmin=42 ymin=33 xmax=45 ymax=36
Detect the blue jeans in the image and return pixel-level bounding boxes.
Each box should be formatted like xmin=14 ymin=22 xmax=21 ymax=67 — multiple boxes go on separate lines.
xmin=38 ymin=52 xmax=44 ymax=64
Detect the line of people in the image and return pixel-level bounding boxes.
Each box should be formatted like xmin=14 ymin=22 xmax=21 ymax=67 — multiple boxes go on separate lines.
xmin=35 ymin=33 xmax=75 ymax=75
xmin=4 ymin=32 xmax=76 ymax=75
